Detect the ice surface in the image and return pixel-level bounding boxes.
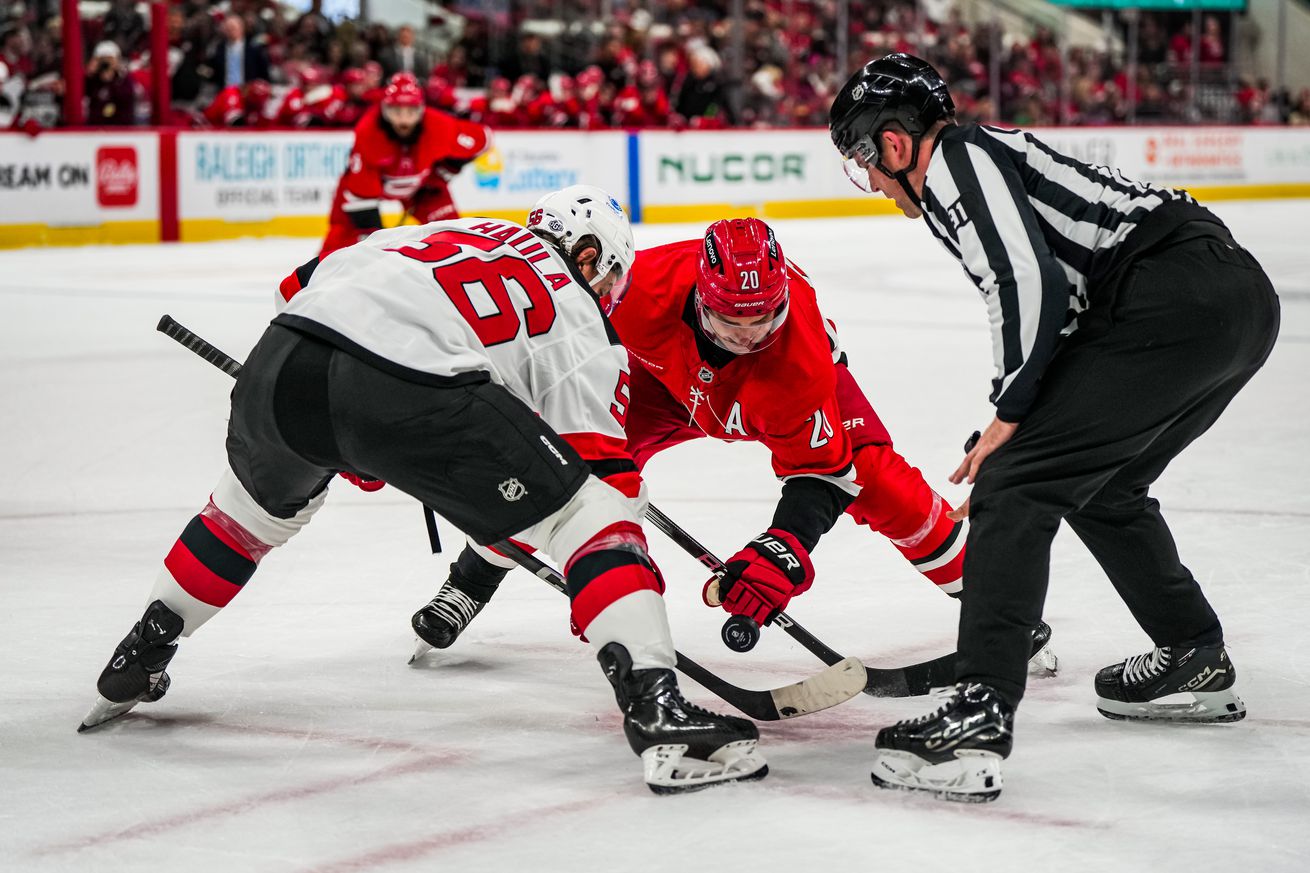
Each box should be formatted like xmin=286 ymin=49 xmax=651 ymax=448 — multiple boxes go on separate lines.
xmin=2 ymin=202 xmax=1308 ymax=872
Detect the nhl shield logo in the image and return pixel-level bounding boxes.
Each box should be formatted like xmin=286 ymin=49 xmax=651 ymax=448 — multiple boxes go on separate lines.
xmin=851 ymin=83 xmax=866 ymax=101
xmin=698 ymin=366 xmax=714 ymax=384
xmin=498 ymin=478 xmax=527 ymax=502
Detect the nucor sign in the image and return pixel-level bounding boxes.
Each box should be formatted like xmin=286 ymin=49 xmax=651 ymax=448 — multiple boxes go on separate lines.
xmin=657 ymin=152 xmax=806 ymax=184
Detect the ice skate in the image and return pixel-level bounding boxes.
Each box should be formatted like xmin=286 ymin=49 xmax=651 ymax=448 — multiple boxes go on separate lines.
xmin=871 ymin=682 xmax=1013 ymax=802
xmin=1029 ymin=620 xmax=1059 ymax=676
xmin=409 ymin=578 xmax=488 ymax=663
xmin=79 ymin=600 xmax=184 ymax=732
xmin=1096 ymin=644 xmax=1245 ymax=723
xmin=599 ymin=643 xmax=768 ymax=794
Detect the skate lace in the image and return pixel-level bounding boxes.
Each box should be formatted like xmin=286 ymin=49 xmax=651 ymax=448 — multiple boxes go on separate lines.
xmin=427 ymin=586 xmax=481 ymax=629
xmin=906 ymin=685 xmax=960 ymax=725
xmin=1123 ymin=647 xmax=1170 ymax=686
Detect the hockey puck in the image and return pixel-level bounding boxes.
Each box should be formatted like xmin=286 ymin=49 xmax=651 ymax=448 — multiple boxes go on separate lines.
xmin=721 ymin=616 xmax=761 ymax=652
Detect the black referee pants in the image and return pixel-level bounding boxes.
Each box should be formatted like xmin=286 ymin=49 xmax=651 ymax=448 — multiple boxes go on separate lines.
xmin=956 ymin=230 xmax=1281 ymax=705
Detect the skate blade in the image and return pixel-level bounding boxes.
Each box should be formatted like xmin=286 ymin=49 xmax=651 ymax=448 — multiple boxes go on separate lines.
xmin=1028 ymin=644 xmax=1059 ymax=677
xmin=408 ymin=638 xmax=434 ymax=665
xmin=1097 ymin=689 xmax=1246 ymax=723
xmin=642 ymin=740 xmax=769 ymax=795
xmin=78 ymin=695 xmax=140 ymax=733
xmin=871 ymin=748 xmax=1003 ymax=803
xmin=771 ymin=656 xmax=867 ymax=718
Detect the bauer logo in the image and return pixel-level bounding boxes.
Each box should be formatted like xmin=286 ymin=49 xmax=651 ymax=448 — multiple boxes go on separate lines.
xmin=95 ymin=146 xmax=138 ymax=208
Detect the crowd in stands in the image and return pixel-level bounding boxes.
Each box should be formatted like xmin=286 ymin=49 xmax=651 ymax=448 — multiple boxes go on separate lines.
xmin=3 ymin=0 xmax=1310 ymax=132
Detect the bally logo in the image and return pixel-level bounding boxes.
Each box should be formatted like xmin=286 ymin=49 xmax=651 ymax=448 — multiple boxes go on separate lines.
xmin=96 ymin=146 xmax=138 ymax=208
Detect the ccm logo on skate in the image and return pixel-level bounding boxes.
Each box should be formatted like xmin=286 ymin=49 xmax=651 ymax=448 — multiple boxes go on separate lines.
xmin=1180 ymin=665 xmax=1226 ymax=693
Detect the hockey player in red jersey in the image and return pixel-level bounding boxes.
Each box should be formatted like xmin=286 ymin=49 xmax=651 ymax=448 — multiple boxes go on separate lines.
xmin=412 ymin=217 xmax=1055 ymax=667
xmin=80 ymin=185 xmax=766 ymax=795
xmin=320 ymin=72 xmax=490 ymax=257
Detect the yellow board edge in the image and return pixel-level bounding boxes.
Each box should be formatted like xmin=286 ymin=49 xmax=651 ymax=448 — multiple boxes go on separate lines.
xmin=3 ymin=185 xmax=1309 ymax=248
xmin=0 ymin=220 xmax=159 ymax=249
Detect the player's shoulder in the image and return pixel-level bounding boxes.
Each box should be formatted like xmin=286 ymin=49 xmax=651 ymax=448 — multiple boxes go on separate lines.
xmin=634 ymin=238 xmax=701 ymax=271
xmin=352 ymin=107 xmax=390 ymax=151
xmin=620 ymin=239 xmax=699 ymax=312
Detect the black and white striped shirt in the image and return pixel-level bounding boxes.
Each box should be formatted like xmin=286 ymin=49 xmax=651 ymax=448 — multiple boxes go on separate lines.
xmin=920 ymin=123 xmax=1220 ymax=421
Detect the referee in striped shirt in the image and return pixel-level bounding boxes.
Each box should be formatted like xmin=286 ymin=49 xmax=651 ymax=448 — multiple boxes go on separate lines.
xmin=830 ymin=54 xmax=1280 ymax=802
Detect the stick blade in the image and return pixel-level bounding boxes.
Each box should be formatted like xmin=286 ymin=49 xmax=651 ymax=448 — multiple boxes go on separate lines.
xmin=769 ymin=656 xmax=867 ymax=718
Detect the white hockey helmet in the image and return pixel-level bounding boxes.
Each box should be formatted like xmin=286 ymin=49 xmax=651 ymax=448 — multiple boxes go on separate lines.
xmin=527 ymin=185 xmax=635 ymax=293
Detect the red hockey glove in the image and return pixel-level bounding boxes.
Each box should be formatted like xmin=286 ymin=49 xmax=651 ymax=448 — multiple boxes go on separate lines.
xmin=704 ymin=529 xmax=814 ymax=625
xmin=338 ymin=471 xmax=386 ymax=492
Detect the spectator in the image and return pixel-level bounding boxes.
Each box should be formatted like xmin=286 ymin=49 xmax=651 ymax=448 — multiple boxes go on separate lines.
xmin=1200 ymin=15 xmax=1226 ymax=66
xmin=381 ymin=24 xmax=432 ymax=80
xmin=1138 ymin=15 xmax=1168 ymax=66
xmin=86 ymin=40 xmax=135 ymax=125
xmin=206 ymin=13 xmax=270 ymax=90
xmin=1 ymin=24 xmax=32 ymax=78
xmin=0 ymin=59 xmax=20 ymax=128
xmin=1289 ymin=89 xmax=1310 ymax=126
xmin=672 ymin=43 xmax=734 ymax=127
xmin=502 ymin=32 xmax=552 ymax=84
xmin=170 ymin=8 xmax=213 ymax=106
xmin=100 ymin=0 xmax=146 ymax=57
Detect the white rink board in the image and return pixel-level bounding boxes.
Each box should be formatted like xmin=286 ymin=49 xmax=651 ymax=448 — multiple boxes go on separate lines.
xmin=447 ymin=130 xmax=630 ymax=214
xmin=175 ymin=129 xmax=633 ymax=225
xmin=1 ymin=200 xmax=1308 ymax=872
xmin=178 ymin=131 xmax=354 ymax=222
xmin=0 ymin=131 xmax=159 ymax=225
xmin=640 ymin=129 xmax=855 ymax=205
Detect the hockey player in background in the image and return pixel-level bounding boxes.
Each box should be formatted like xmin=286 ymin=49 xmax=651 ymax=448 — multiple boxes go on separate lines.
xmin=79 ymin=185 xmax=767 ymax=795
xmin=320 ymin=72 xmax=489 ymax=257
xmin=830 ymin=54 xmax=1278 ymax=801
xmin=411 ymin=216 xmax=1055 ymax=673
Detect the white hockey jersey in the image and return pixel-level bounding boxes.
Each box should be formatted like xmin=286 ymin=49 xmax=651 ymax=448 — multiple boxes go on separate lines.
xmin=274 ymin=218 xmax=635 ymax=483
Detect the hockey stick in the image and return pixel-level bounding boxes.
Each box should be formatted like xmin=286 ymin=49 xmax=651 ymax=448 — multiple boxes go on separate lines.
xmin=491 ymin=541 xmax=866 ymax=721
xmin=155 ymin=314 xmax=867 ymax=720
xmin=157 ymin=314 xmax=242 ymax=376
xmin=644 ymin=503 xmax=958 ymax=697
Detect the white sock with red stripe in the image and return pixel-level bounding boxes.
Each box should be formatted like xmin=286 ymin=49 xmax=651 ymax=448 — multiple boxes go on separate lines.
xmin=149 ymin=467 xmax=325 ymax=635
xmin=582 ymin=589 xmax=675 ymax=671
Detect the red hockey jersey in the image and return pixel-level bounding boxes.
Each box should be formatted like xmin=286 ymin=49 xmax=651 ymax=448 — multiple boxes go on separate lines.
xmin=610 ymin=240 xmax=857 ymax=491
xmin=333 ymin=105 xmax=489 ymax=214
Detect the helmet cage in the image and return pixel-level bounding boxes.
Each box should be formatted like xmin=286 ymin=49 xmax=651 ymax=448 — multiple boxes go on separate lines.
xmin=694 ymin=294 xmax=789 ymax=354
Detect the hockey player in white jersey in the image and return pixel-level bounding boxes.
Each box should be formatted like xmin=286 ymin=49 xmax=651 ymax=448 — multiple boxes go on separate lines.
xmin=80 ymin=185 xmax=768 ymax=794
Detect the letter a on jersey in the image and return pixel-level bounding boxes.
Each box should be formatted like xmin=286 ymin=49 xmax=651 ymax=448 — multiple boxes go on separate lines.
xmin=724 ymin=402 xmax=746 ymax=436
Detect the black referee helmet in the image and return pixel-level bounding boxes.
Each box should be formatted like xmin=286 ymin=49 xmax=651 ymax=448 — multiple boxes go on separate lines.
xmin=829 ymin=54 xmax=955 ymax=182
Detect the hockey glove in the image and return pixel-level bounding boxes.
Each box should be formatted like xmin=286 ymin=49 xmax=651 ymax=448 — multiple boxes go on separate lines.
xmin=704 ymin=529 xmax=814 ymax=625
xmin=338 ymin=471 xmax=385 ymax=493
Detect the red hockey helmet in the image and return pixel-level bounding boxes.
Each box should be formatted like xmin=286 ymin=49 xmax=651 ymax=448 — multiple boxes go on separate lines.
xmin=244 ymin=79 xmax=273 ymax=110
xmin=695 ymin=218 xmax=790 ymax=354
xmin=382 ymin=72 xmax=424 ymax=106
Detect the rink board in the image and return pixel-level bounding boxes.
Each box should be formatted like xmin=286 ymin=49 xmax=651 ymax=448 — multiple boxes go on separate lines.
xmin=3 ymin=126 xmax=1310 ymax=247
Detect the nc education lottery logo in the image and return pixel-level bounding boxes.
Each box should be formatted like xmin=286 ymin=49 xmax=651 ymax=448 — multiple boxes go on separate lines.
xmin=95 ymin=146 xmax=138 ymax=208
